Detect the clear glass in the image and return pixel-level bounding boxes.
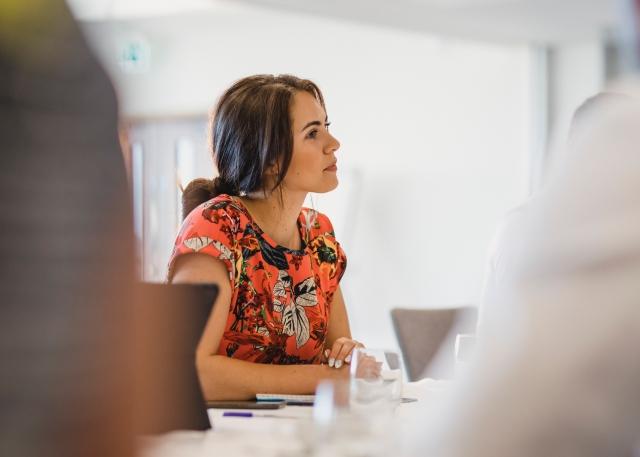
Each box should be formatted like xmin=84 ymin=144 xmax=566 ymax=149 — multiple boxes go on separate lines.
xmin=300 ymin=379 xmax=395 ymax=457
xmin=454 ymin=333 xmax=477 ymax=376
xmin=349 ymin=348 xmax=403 ymax=414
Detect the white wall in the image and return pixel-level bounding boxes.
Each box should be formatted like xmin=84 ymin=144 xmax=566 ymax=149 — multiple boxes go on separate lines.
xmin=85 ymin=3 xmax=533 ymax=349
xmin=543 ymin=39 xmax=605 ymax=181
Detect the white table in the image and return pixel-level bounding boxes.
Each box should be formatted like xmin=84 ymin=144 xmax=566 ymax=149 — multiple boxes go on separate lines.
xmin=140 ymin=379 xmax=448 ymax=457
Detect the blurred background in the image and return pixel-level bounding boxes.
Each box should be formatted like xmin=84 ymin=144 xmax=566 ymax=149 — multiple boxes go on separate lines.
xmin=67 ymin=0 xmax=618 ymax=350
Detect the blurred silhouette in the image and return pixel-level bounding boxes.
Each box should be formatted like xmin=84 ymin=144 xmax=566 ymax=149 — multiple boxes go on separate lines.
xmin=408 ymin=73 xmax=640 ymax=457
xmin=1 ymin=2 xmax=135 ymax=456
xmin=479 ymin=92 xmax=634 ymax=333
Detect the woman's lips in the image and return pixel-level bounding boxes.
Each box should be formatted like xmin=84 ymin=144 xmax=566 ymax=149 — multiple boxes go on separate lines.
xmin=324 ymin=163 xmax=338 ymax=172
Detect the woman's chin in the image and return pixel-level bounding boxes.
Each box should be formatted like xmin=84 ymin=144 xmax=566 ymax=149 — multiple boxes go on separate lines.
xmin=315 ymin=178 xmax=339 ymax=194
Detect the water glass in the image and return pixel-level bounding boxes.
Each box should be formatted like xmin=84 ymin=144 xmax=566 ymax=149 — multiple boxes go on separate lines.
xmin=301 ymin=379 xmax=393 ymax=457
xmin=349 ymin=348 xmax=403 ymax=412
xmin=454 ymin=333 xmax=476 ymax=375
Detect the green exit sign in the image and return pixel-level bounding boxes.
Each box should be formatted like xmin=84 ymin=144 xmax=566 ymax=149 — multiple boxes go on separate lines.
xmin=118 ymin=36 xmax=151 ymax=73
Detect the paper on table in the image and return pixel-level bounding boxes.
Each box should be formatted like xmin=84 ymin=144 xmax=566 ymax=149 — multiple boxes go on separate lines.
xmin=256 ymin=393 xmax=315 ymax=404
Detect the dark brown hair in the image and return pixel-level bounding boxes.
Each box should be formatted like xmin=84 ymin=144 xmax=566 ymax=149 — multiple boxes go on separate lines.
xmin=181 ymin=74 xmax=325 ymax=220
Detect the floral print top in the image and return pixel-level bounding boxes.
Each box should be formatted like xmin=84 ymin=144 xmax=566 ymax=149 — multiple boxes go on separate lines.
xmin=168 ymin=194 xmax=347 ymax=365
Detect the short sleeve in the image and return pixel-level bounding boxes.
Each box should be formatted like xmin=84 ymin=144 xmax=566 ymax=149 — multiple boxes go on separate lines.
xmin=167 ymin=202 xmax=239 ymax=285
xmin=308 ymin=210 xmax=347 ymax=283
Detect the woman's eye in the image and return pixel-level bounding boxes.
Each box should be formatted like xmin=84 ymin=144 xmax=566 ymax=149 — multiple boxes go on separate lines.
xmin=306 ymin=129 xmax=318 ymax=140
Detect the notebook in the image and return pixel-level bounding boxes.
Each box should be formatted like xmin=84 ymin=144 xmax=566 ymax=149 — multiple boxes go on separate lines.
xmin=256 ymin=393 xmax=417 ymax=404
xmin=256 ymin=393 xmax=316 ymax=405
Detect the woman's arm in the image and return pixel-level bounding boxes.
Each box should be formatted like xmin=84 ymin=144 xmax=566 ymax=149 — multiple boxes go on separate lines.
xmin=172 ymin=253 xmax=349 ymax=400
xmin=323 ymin=286 xmax=363 ymax=369
xmin=325 ymin=286 xmax=352 ymax=343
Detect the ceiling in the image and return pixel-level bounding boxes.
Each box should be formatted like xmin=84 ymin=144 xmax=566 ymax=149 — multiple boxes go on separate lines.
xmin=66 ymin=0 xmax=215 ymax=20
xmin=68 ymin=0 xmax=618 ymax=44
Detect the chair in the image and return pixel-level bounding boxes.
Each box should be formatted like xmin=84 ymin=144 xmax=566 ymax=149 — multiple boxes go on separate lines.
xmin=391 ymin=307 xmax=477 ymax=381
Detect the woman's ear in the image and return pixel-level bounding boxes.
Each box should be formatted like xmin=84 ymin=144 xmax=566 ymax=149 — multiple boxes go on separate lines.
xmin=262 ymin=162 xmax=281 ymax=190
xmin=265 ymin=161 xmax=280 ymax=177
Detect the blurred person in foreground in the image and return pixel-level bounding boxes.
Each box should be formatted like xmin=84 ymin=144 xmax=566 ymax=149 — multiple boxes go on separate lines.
xmin=478 ymin=92 xmax=633 ymax=332
xmin=405 ymin=27 xmax=640 ymax=457
xmin=1 ymin=1 xmax=135 ymax=456
xmin=169 ymin=75 xmax=379 ymax=401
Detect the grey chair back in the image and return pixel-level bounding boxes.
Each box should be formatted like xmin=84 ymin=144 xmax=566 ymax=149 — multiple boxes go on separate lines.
xmin=391 ymin=307 xmax=477 ymax=381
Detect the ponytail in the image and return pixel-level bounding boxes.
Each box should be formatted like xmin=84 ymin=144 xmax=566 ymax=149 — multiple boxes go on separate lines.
xmin=181 ymin=177 xmax=235 ymax=220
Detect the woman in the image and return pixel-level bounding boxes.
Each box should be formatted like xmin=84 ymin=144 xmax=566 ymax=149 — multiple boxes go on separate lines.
xmin=168 ymin=74 xmax=364 ymax=400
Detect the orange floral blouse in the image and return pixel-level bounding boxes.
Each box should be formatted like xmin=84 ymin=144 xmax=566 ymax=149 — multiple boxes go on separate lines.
xmin=168 ymin=194 xmax=347 ymax=365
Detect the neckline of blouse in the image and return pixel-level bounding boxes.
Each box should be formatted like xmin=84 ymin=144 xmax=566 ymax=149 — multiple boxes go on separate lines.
xmin=227 ymin=195 xmax=309 ymax=256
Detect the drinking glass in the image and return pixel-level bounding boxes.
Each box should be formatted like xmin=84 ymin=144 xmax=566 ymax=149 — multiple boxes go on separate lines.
xmin=454 ymin=333 xmax=476 ymax=375
xmin=301 ymin=379 xmax=392 ymax=457
xmin=349 ymin=348 xmax=403 ymax=413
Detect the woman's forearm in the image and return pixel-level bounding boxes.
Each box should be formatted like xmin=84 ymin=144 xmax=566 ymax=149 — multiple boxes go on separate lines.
xmin=196 ymin=354 xmax=347 ymax=401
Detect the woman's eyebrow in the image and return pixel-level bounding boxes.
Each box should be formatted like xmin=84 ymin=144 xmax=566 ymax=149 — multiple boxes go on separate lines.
xmin=300 ymin=116 xmax=329 ymax=132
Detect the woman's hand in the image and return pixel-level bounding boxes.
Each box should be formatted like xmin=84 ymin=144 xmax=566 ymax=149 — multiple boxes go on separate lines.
xmin=323 ymin=337 xmax=364 ymax=369
xmin=354 ymin=354 xmax=382 ymax=379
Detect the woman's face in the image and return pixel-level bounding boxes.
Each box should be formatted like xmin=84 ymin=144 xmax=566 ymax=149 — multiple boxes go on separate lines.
xmin=280 ymin=90 xmax=340 ymax=195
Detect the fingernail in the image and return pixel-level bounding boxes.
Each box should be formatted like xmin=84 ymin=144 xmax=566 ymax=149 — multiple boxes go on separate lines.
xmin=335 ymin=360 xmax=343 ymax=369
xmin=345 ymin=354 xmax=352 ymax=363
xmin=324 ymin=349 xmax=330 ymax=358
xmin=328 ymin=358 xmax=335 ymax=368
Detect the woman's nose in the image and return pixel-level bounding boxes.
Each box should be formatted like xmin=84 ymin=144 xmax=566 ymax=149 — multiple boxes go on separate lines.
xmin=325 ymin=133 xmax=340 ymax=154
